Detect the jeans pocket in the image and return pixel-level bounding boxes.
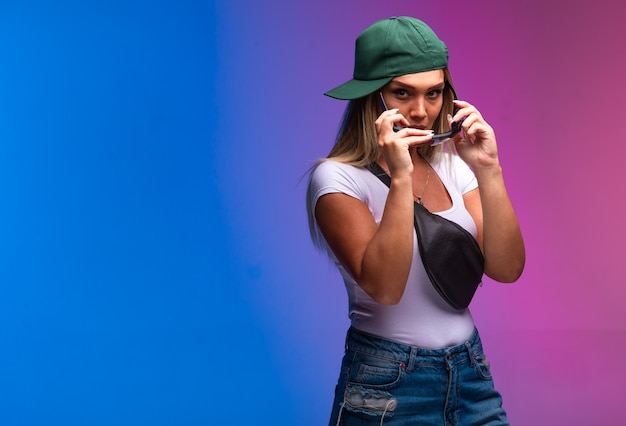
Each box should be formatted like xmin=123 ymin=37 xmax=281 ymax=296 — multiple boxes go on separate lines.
xmin=357 ymin=363 xmax=402 ymax=387
xmin=348 ymin=355 xmax=404 ymax=389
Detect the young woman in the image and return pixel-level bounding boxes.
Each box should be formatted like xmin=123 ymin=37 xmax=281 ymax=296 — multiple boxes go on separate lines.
xmin=307 ymin=16 xmax=525 ymax=425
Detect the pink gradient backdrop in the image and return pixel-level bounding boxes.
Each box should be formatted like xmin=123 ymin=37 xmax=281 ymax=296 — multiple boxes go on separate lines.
xmin=215 ymin=0 xmax=626 ymax=423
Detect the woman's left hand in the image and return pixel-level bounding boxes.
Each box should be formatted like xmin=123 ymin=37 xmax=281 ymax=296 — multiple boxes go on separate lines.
xmin=450 ymin=100 xmax=500 ymax=171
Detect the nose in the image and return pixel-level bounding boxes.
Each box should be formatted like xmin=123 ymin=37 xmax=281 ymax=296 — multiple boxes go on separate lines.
xmin=408 ymin=98 xmax=427 ymax=122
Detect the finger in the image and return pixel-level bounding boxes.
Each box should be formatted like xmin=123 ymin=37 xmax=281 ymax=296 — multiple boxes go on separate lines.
xmin=460 ymin=114 xmax=481 ymax=131
xmin=376 ymin=108 xmax=397 ymax=133
xmin=378 ymin=108 xmax=409 ymax=133
xmin=391 ymin=111 xmax=411 ymax=131
xmin=452 ymin=100 xmax=483 ymax=122
xmin=463 ymin=121 xmax=494 ymax=145
xmin=405 ymin=133 xmax=438 ymax=147
xmin=400 ymin=127 xmax=435 ymax=136
xmin=379 ymin=129 xmax=434 ymax=150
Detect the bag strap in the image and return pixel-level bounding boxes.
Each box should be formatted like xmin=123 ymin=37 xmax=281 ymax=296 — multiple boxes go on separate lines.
xmin=366 ymin=162 xmax=391 ymax=187
xmin=365 ymin=163 xmax=432 ymax=268
xmin=365 ymin=163 xmax=431 ymax=216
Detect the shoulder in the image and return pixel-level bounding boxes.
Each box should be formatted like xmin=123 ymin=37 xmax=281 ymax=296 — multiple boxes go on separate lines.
xmin=308 ymin=160 xmax=381 ymax=208
xmin=309 ymin=160 xmax=371 ymax=191
xmin=311 ymin=159 xmax=363 ymax=178
xmin=430 ymin=152 xmax=478 ymax=194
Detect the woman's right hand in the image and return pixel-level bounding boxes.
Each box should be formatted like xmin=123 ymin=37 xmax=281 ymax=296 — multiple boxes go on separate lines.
xmin=374 ymin=108 xmax=434 ymax=177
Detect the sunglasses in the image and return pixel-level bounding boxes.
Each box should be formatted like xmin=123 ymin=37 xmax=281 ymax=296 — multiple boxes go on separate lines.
xmin=378 ymin=87 xmax=463 ymax=146
xmin=430 ymin=117 xmax=463 ymax=146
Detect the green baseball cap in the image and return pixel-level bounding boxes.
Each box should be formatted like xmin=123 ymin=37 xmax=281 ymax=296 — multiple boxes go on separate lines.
xmin=325 ymin=16 xmax=449 ymax=100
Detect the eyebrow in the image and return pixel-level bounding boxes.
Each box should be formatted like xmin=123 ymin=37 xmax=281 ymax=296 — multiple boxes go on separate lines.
xmin=388 ymin=81 xmax=446 ymax=91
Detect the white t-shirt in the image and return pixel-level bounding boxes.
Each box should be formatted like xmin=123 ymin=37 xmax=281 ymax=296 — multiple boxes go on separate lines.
xmin=308 ymin=153 xmax=480 ymax=348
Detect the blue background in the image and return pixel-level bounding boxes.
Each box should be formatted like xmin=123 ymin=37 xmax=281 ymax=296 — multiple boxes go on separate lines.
xmin=1 ymin=1 xmax=626 ymax=425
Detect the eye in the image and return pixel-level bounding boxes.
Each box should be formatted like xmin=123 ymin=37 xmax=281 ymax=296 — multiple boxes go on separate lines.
xmin=426 ymin=89 xmax=443 ymax=99
xmin=393 ymin=88 xmax=409 ymax=98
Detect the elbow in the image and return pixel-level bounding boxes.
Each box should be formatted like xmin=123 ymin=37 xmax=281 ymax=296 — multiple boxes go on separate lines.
xmin=360 ymin=282 xmax=405 ymax=305
xmin=356 ymin=269 xmax=409 ymax=305
xmin=374 ymin=293 xmax=403 ymax=305
xmin=495 ymin=272 xmax=523 ymax=283
xmin=486 ymin=258 xmax=525 ymax=283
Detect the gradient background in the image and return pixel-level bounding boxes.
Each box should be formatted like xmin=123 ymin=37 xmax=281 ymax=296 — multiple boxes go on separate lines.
xmin=0 ymin=0 xmax=624 ymax=425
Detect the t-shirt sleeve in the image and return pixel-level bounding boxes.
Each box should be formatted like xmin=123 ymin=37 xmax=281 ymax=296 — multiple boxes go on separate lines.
xmin=308 ymin=160 xmax=366 ymax=213
xmin=451 ymin=155 xmax=478 ymax=195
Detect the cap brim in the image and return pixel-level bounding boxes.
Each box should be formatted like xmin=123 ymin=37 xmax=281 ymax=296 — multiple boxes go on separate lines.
xmin=324 ymin=76 xmax=393 ymax=100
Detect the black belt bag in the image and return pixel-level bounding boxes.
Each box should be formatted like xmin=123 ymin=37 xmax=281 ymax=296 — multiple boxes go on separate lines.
xmin=367 ymin=163 xmax=484 ymax=310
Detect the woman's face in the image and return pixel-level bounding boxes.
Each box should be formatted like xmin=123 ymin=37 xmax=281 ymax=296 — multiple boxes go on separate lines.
xmin=380 ymin=70 xmax=445 ymax=131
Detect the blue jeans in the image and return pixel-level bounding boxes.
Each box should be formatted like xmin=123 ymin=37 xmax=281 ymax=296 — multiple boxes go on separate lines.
xmin=329 ymin=327 xmax=509 ymax=426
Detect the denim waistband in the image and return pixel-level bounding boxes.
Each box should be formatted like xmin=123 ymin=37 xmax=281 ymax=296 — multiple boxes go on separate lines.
xmin=345 ymin=327 xmax=482 ymax=369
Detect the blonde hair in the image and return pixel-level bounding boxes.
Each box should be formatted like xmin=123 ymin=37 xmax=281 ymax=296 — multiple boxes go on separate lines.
xmin=307 ymin=69 xmax=458 ymax=246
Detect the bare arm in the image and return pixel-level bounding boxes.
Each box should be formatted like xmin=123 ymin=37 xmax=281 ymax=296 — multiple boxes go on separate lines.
xmin=315 ymin=174 xmax=414 ymax=304
xmin=456 ymin=100 xmax=525 ymax=282
xmin=463 ymin=175 xmax=525 ymax=282
xmin=314 ymin=109 xmax=434 ymax=305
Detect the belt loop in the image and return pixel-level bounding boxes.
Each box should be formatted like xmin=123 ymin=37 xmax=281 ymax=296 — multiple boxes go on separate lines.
xmin=464 ymin=340 xmax=475 ymax=367
xmin=406 ymin=346 xmax=418 ymax=372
